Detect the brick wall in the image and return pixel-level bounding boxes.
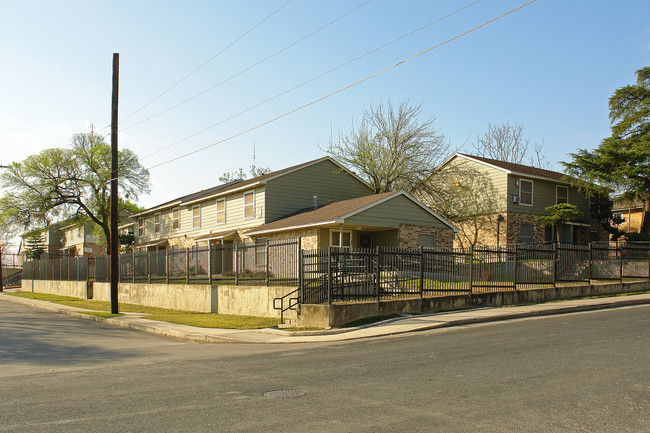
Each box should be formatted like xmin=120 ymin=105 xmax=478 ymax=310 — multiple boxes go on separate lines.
xmin=397 ymin=224 xmax=455 ymax=249
xmin=265 ymin=229 xmax=319 ymax=250
xmin=505 ymin=212 xmax=547 ymax=244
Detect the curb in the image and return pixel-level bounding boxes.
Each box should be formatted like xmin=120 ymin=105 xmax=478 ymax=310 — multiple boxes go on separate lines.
xmin=2 ymin=292 xmax=649 ymax=344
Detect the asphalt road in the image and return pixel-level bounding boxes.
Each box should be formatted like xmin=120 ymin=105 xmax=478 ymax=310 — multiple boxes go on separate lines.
xmin=1 ymin=300 xmax=648 ymax=432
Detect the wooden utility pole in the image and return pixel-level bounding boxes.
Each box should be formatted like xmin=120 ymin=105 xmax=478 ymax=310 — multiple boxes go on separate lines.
xmin=110 ymin=53 xmax=119 ymax=314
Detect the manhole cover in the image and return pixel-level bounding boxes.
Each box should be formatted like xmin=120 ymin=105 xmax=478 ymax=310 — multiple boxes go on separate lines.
xmin=263 ymin=389 xmax=307 ymax=398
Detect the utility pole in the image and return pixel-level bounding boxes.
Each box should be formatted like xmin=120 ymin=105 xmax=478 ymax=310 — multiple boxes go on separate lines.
xmin=0 ymin=164 xmax=8 ymax=292
xmin=110 ymin=53 xmax=119 ymax=314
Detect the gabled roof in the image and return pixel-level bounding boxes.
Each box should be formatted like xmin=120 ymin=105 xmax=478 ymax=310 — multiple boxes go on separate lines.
xmin=133 ymin=157 xmax=369 ymax=217
xmin=246 ymin=190 xmax=458 ymax=236
xmin=442 ymin=153 xmax=569 ymax=183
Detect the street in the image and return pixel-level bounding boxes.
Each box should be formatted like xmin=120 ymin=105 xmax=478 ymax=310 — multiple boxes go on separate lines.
xmin=1 ymin=300 xmax=648 ymax=432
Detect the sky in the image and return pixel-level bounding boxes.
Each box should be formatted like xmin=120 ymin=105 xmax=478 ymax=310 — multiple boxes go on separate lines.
xmin=1 ymin=0 xmax=649 ymax=251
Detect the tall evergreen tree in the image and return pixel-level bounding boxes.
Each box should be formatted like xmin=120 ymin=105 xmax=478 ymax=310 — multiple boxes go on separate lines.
xmin=563 ymin=66 xmax=650 ymax=233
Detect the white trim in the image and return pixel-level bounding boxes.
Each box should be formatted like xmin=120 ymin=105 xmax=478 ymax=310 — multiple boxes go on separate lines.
xmin=243 ymin=191 xmax=256 ymax=220
xmin=216 ymin=198 xmax=226 ymax=225
xmin=556 ymin=185 xmax=569 ymax=204
xmin=246 ymin=220 xmax=339 ymax=236
xmin=172 ymin=206 xmax=180 ymax=231
xmin=330 ymin=229 xmax=352 ymax=248
xmin=519 ymin=179 xmax=533 ymax=206
xmin=153 ymin=212 xmax=161 ymax=234
xmin=192 ymin=205 xmax=201 ymax=229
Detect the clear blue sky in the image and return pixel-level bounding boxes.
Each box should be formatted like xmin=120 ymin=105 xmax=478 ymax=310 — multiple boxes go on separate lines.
xmin=1 ymin=0 xmax=649 ymax=216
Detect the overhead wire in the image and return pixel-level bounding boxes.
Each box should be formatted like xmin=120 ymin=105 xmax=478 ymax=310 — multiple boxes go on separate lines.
xmin=98 ymin=0 xmax=295 ymax=132
xmin=120 ymin=0 xmax=375 ymax=131
xmin=140 ymin=0 xmax=483 ymax=160
xmin=142 ymin=0 xmax=537 ymax=172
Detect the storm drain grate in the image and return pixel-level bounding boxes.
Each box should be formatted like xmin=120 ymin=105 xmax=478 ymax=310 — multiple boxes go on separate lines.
xmin=263 ymin=389 xmax=307 ymax=398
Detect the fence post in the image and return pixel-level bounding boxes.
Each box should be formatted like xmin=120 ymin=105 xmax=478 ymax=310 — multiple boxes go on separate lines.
xmin=376 ymin=246 xmax=381 ymax=302
xmin=186 ymin=247 xmax=190 ymax=285
xmin=298 ymin=248 xmax=304 ymax=303
xmin=235 ymin=243 xmax=239 ymax=286
xmin=552 ymin=243 xmax=557 ymax=287
xmin=513 ymin=244 xmax=518 ymax=291
xmin=419 ymin=246 xmax=424 ymax=298
xmin=147 ymin=251 xmax=151 ymax=284
xmin=165 ymin=249 xmax=170 ymax=285
xmin=265 ymin=238 xmax=270 ymax=286
xmin=59 ymin=258 xmax=62 ymax=281
xmin=587 ymin=242 xmax=588 ymax=285
xmin=619 ymin=243 xmax=624 ymax=283
xmin=208 ymin=244 xmax=213 ymax=286
xmin=297 ymin=237 xmax=302 ymax=289
xmin=469 ymin=245 xmax=474 ymax=294
xmin=327 ymin=246 xmax=332 ymax=305
xmin=132 ymin=250 xmax=136 ymax=284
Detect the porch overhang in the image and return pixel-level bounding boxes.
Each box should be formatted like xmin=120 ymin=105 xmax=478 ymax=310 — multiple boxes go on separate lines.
xmin=193 ymin=229 xmax=239 ymax=242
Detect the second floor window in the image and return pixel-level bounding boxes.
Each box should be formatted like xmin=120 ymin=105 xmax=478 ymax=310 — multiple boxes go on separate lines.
xmin=520 ymin=179 xmax=533 ymax=206
xmin=138 ymin=218 xmax=144 ymax=237
xmin=216 ymin=199 xmax=226 ymax=224
xmin=172 ymin=207 xmax=180 ymax=230
xmin=154 ymin=213 xmax=161 ymax=234
xmin=244 ymin=191 xmax=255 ymax=219
xmin=556 ymin=186 xmax=568 ymax=204
xmin=192 ymin=205 xmax=201 ymax=229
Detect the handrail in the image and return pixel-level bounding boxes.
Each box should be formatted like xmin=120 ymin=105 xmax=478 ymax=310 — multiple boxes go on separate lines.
xmin=273 ymin=287 xmax=301 ymax=324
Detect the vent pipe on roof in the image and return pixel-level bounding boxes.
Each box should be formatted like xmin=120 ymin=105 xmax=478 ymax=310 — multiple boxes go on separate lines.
xmin=314 ymin=195 xmax=318 ymax=210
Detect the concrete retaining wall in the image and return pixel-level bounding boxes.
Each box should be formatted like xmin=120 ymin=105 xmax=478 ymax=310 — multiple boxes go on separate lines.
xmin=21 ymin=279 xmax=90 ymax=299
xmin=87 ymin=282 xmax=297 ymax=318
xmin=298 ymin=280 xmax=650 ymax=328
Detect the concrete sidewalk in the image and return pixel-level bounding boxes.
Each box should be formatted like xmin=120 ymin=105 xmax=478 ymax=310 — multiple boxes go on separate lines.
xmin=2 ymin=291 xmax=649 ymax=344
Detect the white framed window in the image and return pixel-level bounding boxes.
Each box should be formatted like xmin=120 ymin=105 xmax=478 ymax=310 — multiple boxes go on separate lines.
xmin=519 ymin=179 xmax=533 ymax=206
xmin=192 ymin=205 xmax=201 ymax=229
xmin=418 ymin=233 xmax=435 ymax=248
xmin=244 ymin=191 xmax=255 ymax=219
xmin=154 ymin=213 xmax=161 ymax=234
xmin=216 ymin=199 xmax=226 ymax=224
xmin=330 ymin=230 xmax=352 ymax=249
xmin=172 ymin=207 xmax=180 ymax=230
xmin=556 ymin=185 xmax=568 ymax=204
xmin=137 ymin=218 xmax=144 ymax=237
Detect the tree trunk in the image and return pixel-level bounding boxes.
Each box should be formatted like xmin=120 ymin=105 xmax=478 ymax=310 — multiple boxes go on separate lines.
xmin=103 ymin=223 xmax=111 ymax=256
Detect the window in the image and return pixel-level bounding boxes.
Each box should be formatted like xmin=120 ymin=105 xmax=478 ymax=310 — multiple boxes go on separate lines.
xmin=216 ymin=199 xmax=226 ymax=224
xmin=519 ymin=179 xmax=533 ymax=206
xmin=520 ymin=223 xmax=534 ymax=244
xmin=192 ymin=205 xmax=201 ymax=229
xmin=418 ymin=233 xmax=435 ymax=248
xmin=154 ymin=213 xmax=161 ymax=234
xmin=172 ymin=207 xmax=180 ymax=230
xmin=330 ymin=230 xmax=352 ymax=249
xmin=244 ymin=191 xmax=255 ymax=219
xmin=138 ymin=218 xmax=144 ymax=237
xmin=556 ymin=186 xmax=568 ymax=204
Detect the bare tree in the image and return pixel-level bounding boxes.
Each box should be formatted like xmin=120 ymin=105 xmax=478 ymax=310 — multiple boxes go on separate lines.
xmin=473 ymin=122 xmax=548 ymax=168
xmin=327 ymin=100 xmax=449 ymax=194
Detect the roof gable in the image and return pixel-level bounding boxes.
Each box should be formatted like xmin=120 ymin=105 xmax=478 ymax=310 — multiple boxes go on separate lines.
xmin=442 ymin=153 xmax=569 ymax=183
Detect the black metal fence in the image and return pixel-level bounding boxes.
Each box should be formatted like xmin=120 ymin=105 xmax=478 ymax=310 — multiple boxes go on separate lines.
xmin=22 ymin=256 xmax=90 ymax=281
xmin=94 ymin=238 xmax=300 ymax=286
xmin=302 ymin=243 xmax=650 ymax=303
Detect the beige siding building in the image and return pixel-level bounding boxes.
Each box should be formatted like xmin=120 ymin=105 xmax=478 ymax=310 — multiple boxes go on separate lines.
xmin=437 ymin=153 xmax=607 ymax=247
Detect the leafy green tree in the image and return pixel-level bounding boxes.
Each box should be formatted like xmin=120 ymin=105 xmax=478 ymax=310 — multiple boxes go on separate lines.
xmin=563 ymin=66 xmax=650 ymax=233
xmin=327 ymin=100 xmax=449 ymax=194
xmin=22 ymin=230 xmax=45 ymax=259
xmin=0 ymin=132 xmax=150 ymax=255
xmin=536 ymin=204 xmax=584 ymax=244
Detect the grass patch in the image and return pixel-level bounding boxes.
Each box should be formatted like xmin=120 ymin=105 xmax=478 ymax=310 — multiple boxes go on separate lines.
xmin=7 ymin=291 xmax=280 ymax=329
xmin=342 ymin=313 xmax=401 ymax=328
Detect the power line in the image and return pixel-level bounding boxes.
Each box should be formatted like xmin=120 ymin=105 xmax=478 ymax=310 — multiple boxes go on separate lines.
xmin=121 ymin=0 xmax=375 ymax=132
xmin=140 ymin=0 xmax=483 ymax=160
xmin=144 ymin=0 xmax=537 ymax=172
xmin=123 ymin=0 xmax=295 ymax=125
xmin=99 ymin=0 xmax=295 ymax=132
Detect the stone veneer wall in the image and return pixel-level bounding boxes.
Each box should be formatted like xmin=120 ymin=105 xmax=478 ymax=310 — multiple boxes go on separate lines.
xmin=505 ymin=212 xmax=546 ymax=244
xmin=397 ymin=224 xmax=455 ymax=249
xmin=265 ymin=229 xmax=319 ymax=250
xmin=452 ymin=215 xmax=505 ymax=248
